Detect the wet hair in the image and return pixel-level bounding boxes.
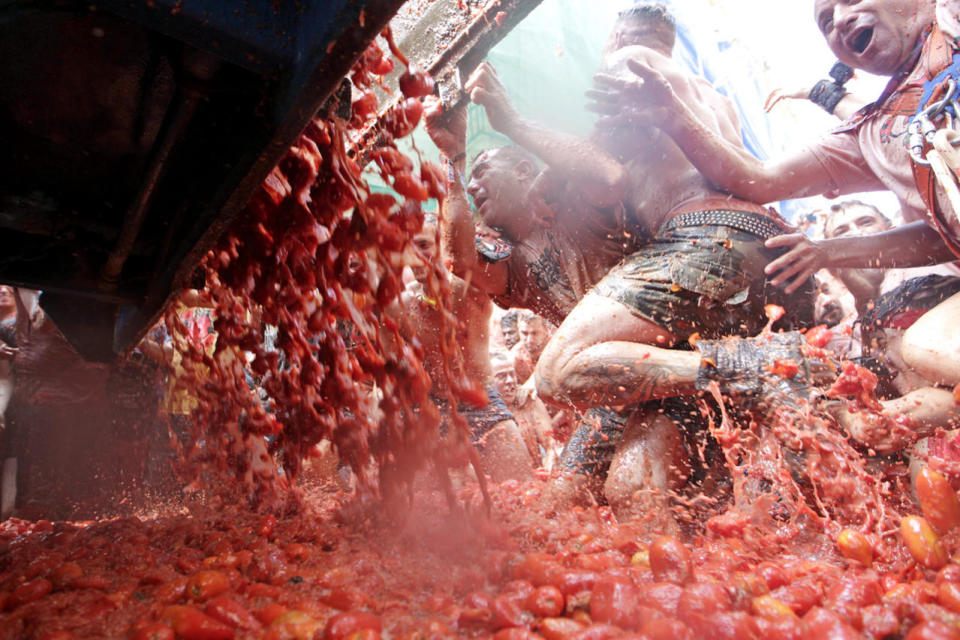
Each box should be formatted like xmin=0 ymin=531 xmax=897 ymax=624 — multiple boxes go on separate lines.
xmin=471 ymin=145 xmax=541 ymax=173
xmin=617 ymin=2 xmax=676 ymax=33
xmin=824 ymin=200 xmax=891 ymax=237
xmin=490 ymin=350 xmax=514 ymax=370
xmin=517 ymin=309 xmax=547 ymax=328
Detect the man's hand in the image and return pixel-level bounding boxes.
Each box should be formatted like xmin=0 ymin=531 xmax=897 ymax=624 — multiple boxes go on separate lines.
xmin=764 ymin=234 xmax=828 ymax=293
xmin=464 ymin=62 xmax=521 ymax=134
xmin=423 ymin=96 xmax=466 ymax=159
xmin=0 ymin=344 xmax=16 ymax=360
xmin=587 ymin=57 xmax=679 ymax=130
xmin=764 ymin=86 xmax=813 ymax=113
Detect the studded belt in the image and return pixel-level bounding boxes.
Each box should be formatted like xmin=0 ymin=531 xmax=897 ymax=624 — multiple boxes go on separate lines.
xmin=659 ymin=209 xmax=790 ymax=240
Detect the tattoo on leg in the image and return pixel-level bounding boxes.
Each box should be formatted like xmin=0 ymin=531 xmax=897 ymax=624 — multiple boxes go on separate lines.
xmin=568 ymin=358 xmax=685 ymax=406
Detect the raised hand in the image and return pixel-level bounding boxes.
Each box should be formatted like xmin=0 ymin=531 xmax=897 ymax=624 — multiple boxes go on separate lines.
xmin=764 ymin=86 xmax=813 ymax=113
xmin=586 ymin=56 xmax=679 ymax=130
xmin=464 ymin=62 xmax=520 ymax=134
xmin=423 ymin=96 xmax=466 ymax=159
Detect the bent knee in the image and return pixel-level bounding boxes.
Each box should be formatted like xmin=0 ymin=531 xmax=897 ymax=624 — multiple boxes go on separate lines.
xmin=901 ymin=324 xmax=960 ymax=385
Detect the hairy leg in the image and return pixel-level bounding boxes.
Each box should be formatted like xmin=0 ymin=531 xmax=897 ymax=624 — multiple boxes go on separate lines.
xmin=476 ymin=419 xmax=535 ymax=482
xmin=901 ymin=292 xmax=960 ymax=386
xmin=535 ymin=293 xmax=700 ymax=409
xmin=603 ymin=410 xmax=689 ymax=534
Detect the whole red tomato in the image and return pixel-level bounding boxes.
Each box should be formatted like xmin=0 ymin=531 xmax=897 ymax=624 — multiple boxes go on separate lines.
xmin=131 ymin=622 xmax=176 ymax=640
xmin=186 ymin=571 xmax=231 ymax=602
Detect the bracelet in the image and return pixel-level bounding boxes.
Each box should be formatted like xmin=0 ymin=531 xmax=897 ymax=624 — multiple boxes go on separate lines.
xmin=809 ymin=79 xmax=849 ymax=115
xmin=444 ymin=152 xmax=467 ymax=189
xmin=829 ymin=61 xmax=854 ymax=86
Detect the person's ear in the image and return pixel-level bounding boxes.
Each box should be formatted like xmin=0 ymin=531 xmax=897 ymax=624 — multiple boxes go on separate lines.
xmin=514 ymin=160 xmax=536 ymax=182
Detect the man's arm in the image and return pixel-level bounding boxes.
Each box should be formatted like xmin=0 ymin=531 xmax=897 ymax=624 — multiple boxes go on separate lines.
xmin=591 ymin=57 xmax=841 ymax=204
xmin=465 ymin=62 xmax=628 ymax=208
xmin=764 ymin=221 xmax=959 ymax=293
xmin=423 ymin=97 xmax=508 ymax=296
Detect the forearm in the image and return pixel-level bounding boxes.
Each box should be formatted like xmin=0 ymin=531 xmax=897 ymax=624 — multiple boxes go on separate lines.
xmin=663 ymin=104 xmax=824 ymax=204
xmin=439 ymin=157 xmax=479 ymax=278
xmin=503 ymin=118 xmax=627 ymax=207
xmin=832 ymin=93 xmax=868 ymax=121
xmin=821 ymin=221 xmax=956 ymax=269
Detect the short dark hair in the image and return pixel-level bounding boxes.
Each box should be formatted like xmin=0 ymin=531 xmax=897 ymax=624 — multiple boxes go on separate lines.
xmin=823 ymin=200 xmax=891 ymax=237
xmin=617 ymin=3 xmax=676 ymax=31
xmin=470 ymin=145 xmax=540 ymax=172
xmin=827 ymin=200 xmax=890 ymax=224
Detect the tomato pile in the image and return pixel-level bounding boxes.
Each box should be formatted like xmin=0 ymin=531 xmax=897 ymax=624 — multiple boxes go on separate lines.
xmin=5 ymin=470 xmax=960 ymax=639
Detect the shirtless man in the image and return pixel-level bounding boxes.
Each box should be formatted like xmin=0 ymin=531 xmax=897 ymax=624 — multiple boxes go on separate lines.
xmin=400 ymin=214 xmax=534 ymax=482
xmin=490 ymin=351 xmax=555 ymax=468
xmin=606 ymin=0 xmax=960 ymax=457
xmin=510 ymin=311 xmax=551 ymax=384
xmin=466 ymin=5 xmax=812 ymax=521
xmin=423 ymin=59 xmax=646 ymax=506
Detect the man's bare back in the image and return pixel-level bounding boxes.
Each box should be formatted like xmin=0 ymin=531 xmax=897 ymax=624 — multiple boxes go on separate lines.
xmin=597 ymin=45 xmax=745 ymax=232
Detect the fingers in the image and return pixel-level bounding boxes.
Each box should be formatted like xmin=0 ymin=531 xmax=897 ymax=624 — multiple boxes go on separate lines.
xmin=584 ymin=88 xmax=618 ymax=104
xmin=625 ymin=57 xmax=661 ymax=83
xmin=784 ymin=266 xmax=816 ymax=294
xmin=423 ymin=95 xmax=442 ymax=118
xmin=764 ymin=89 xmax=784 ymax=113
xmin=469 ymin=86 xmax=489 ymax=107
xmin=764 ymin=233 xmax=805 ymax=250
xmin=593 ymin=72 xmax=629 ymax=90
xmin=585 ymin=100 xmax=621 ymax=116
xmin=465 ymin=61 xmax=501 ymax=94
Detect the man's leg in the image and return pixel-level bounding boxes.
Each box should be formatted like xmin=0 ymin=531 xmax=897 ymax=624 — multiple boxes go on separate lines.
xmin=603 ymin=408 xmax=689 ymax=534
xmin=901 ymin=292 xmax=960 ymax=386
xmin=535 ymin=293 xmax=700 ymax=410
xmin=542 ymin=407 xmax=628 ymax=508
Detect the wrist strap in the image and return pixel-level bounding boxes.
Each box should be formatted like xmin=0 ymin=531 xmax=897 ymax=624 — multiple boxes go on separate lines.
xmin=444 ymin=154 xmax=467 ymax=190
xmin=809 ymin=79 xmax=848 ymax=115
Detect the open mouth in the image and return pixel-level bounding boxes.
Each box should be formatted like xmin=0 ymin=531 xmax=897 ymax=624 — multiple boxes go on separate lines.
xmin=473 ymin=193 xmax=489 ymax=211
xmin=850 ymin=26 xmax=873 ymax=54
xmin=819 ymin=303 xmax=843 ymax=326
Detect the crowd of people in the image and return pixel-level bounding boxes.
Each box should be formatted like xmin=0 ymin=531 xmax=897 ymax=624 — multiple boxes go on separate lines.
xmin=402 ymin=0 xmax=960 ymax=530
xmin=4 ymin=0 xmax=960 ymax=532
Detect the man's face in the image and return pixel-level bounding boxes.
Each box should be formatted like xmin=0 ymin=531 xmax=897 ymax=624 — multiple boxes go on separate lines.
xmin=492 ymin=360 xmax=518 ymax=406
xmin=603 ymin=17 xmax=674 ymax=57
xmin=814 ymin=0 xmax=927 ymax=75
xmin=814 ymin=274 xmax=856 ymax=326
xmin=825 ymin=204 xmax=890 ymax=238
xmin=0 ymin=286 xmax=14 ymax=311
xmin=407 ymin=226 xmax=438 ymax=282
xmin=518 ymin=317 xmax=549 ymax=358
xmin=467 ymin=149 xmax=532 ymax=238
xmin=501 ymin=315 xmax=520 ymax=349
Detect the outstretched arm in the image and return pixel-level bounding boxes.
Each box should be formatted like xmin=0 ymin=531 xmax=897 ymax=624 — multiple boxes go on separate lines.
xmin=465 ymin=62 xmax=628 ymax=208
xmin=590 ymin=57 xmax=839 ymax=205
xmin=422 ymin=97 xmax=507 ymax=296
xmin=763 ymin=221 xmax=958 ymax=293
